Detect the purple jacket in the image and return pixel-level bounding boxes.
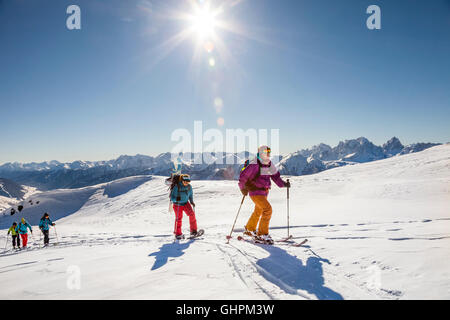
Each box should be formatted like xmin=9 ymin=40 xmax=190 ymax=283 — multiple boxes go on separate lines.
xmin=239 ymin=159 xmax=286 ymax=196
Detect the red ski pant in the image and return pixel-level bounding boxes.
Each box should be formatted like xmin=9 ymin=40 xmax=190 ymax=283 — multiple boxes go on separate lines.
xmin=20 ymin=234 xmax=28 ymax=247
xmin=173 ymin=202 xmax=197 ymax=236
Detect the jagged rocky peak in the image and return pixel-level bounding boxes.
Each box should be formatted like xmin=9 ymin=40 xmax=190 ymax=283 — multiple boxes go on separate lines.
xmin=302 ymin=143 xmax=335 ymax=160
xmin=400 ymin=142 xmax=441 ymax=155
xmin=333 ymin=137 xmax=384 ymax=162
xmin=383 ymin=137 xmax=404 ymax=156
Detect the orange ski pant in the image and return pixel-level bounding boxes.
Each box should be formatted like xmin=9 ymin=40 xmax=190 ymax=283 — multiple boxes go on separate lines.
xmin=245 ymin=195 xmax=272 ymax=236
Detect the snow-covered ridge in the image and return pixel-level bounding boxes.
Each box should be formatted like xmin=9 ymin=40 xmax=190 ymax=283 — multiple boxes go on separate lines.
xmin=0 ymin=175 xmax=153 ymax=226
xmin=0 ymin=178 xmax=26 ymax=199
xmin=0 ymin=178 xmax=38 ymax=212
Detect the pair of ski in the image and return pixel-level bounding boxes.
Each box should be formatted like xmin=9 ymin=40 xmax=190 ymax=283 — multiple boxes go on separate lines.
xmin=236 ymin=234 xmax=308 ymax=247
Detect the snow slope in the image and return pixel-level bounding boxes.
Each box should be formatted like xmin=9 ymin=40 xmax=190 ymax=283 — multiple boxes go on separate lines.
xmin=0 ymin=184 xmax=37 ymax=213
xmin=0 ymin=144 xmax=449 ymax=300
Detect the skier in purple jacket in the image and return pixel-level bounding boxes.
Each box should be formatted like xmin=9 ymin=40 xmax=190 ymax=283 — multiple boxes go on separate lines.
xmin=238 ymin=145 xmax=290 ymax=243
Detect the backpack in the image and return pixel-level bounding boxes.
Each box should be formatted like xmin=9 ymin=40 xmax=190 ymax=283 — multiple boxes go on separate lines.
xmin=165 ymin=173 xmax=191 ymax=200
xmin=165 ymin=174 xmax=181 ymax=190
xmin=166 ymin=174 xmax=193 ymax=204
xmin=239 ymin=159 xmax=264 ymax=191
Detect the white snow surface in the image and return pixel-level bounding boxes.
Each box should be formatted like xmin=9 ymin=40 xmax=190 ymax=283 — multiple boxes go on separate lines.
xmin=0 ymin=144 xmax=449 ymax=300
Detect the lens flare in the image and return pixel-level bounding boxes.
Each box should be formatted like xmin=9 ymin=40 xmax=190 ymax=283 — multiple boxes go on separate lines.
xmin=203 ymin=40 xmax=215 ymax=53
xmin=191 ymin=6 xmax=217 ymax=40
xmin=214 ymin=97 xmax=223 ymax=113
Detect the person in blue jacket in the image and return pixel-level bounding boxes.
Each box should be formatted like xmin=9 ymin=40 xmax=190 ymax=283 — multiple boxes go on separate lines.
xmin=170 ymin=174 xmax=198 ymax=240
xmin=17 ymin=218 xmax=32 ymax=248
xmin=39 ymin=213 xmax=55 ymax=246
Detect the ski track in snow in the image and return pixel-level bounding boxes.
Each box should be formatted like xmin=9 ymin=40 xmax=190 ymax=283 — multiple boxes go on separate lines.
xmin=0 ymin=183 xmax=13 ymax=199
xmin=0 ymin=144 xmax=449 ymax=299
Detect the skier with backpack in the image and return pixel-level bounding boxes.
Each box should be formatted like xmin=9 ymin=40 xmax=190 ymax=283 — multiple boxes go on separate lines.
xmin=17 ymin=218 xmax=33 ymax=248
xmin=238 ymin=145 xmax=290 ymax=244
xmin=169 ymin=174 xmax=202 ymax=240
xmin=39 ymin=213 xmax=55 ymax=246
xmin=7 ymin=222 xmax=20 ymax=249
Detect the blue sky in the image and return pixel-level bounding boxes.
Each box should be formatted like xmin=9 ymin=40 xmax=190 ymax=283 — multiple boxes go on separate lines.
xmin=0 ymin=0 xmax=449 ymax=164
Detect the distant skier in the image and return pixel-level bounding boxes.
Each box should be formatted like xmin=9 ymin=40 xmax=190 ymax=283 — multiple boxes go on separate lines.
xmin=39 ymin=213 xmax=55 ymax=246
xmin=238 ymin=145 xmax=290 ymax=244
xmin=7 ymin=222 xmax=20 ymax=249
xmin=17 ymin=218 xmax=32 ymax=248
xmin=170 ymin=174 xmax=199 ymax=240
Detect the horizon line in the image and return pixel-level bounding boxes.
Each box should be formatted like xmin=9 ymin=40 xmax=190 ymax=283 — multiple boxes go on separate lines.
xmin=0 ymin=137 xmax=446 ymax=167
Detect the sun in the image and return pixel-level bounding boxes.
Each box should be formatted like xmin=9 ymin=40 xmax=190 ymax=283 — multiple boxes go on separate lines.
xmin=142 ymin=0 xmax=256 ymax=70
xmin=190 ymin=5 xmax=218 ymax=40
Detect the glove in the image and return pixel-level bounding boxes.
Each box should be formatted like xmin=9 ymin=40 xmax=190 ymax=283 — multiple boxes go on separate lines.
xmin=284 ymin=180 xmax=291 ymax=188
xmin=52 ymin=223 xmax=55 ymax=226
xmin=190 ymin=202 xmax=195 ymax=208
xmin=241 ymin=189 xmax=248 ymax=196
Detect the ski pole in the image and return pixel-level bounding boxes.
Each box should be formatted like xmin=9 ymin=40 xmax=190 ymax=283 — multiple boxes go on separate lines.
xmin=173 ymin=205 xmax=183 ymax=240
xmin=287 ymin=179 xmax=291 ymax=239
xmin=54 ymin=225 xmax=59 ymax=244
xmin=226 ymin=194 xmax=246 ymax=243
xmin=4 ymin=234 xmax=9 ymax=251
xmin=30 ymin=230 xmax=35 ymax=247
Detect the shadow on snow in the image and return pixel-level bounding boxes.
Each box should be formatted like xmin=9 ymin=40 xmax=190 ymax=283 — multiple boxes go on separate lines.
xmin=149 ymin=240 xmax=194 ymax=271
xmin=256 ymin=245 xmax=343 ymax=300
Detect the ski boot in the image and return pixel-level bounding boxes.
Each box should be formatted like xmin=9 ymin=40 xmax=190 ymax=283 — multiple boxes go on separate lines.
xmin=243 ymin=226 xmax=257 ymax=238
xmin=175 ymin=234 xmax=185 ymax=240
xmin=190 ymin=230 xmax=199 ymax=238
xmin=257 ymin=234 xmax=274 ymax=245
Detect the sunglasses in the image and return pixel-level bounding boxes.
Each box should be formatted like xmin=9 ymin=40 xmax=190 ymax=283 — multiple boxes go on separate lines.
xmin=262 ymin=148 xmax=271 ymax=154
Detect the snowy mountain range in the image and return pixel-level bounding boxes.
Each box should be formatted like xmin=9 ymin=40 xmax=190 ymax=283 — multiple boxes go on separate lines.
xmin=0 ymin=137 xmax=441 ymax=190
xmin=277 ymin=137 xmax=441 ymax=175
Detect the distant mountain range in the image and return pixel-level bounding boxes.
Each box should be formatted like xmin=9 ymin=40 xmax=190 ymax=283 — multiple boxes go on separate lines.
xmin=0 ymin=137 xmax=441 ymax=190
xmin=277 ymin=137 xmax=440 ymax=175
